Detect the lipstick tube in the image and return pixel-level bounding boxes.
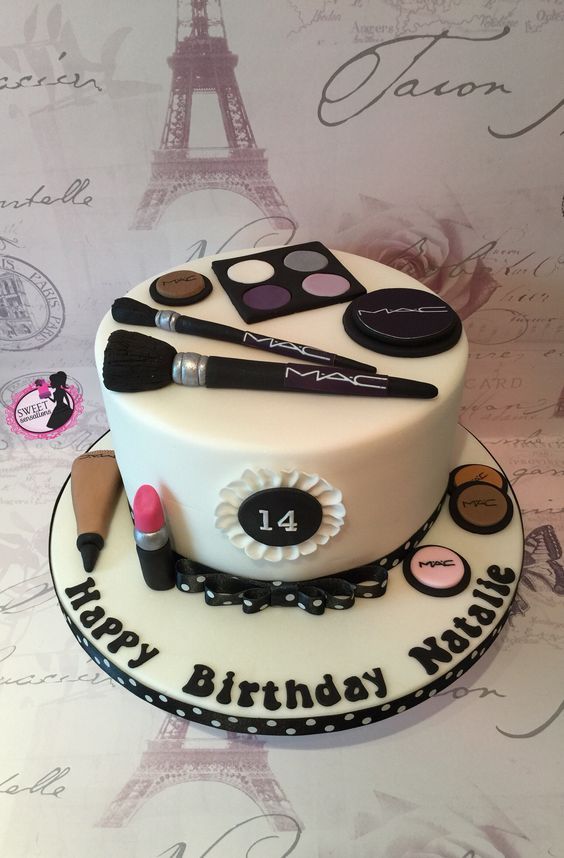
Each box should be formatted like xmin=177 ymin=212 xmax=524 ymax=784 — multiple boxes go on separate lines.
xmin=132 ymin=485 xmax=175 ymax=590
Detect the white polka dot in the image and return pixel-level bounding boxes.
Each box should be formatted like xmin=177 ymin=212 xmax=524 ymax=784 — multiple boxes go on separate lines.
xmin=362 ymin=717 xmax=371 ymax=725
xmin=206 ymin=590 xmax=214 ymax=598
xmin=445 ymin=671 xmax=453 ymax=679
xmin=313 ymin=599 xmax=323 ymax=607
xmin=479 ymin=648 xmax=486 ymax=656
xmin=128 ymin=677 xmax=136 ymax=686
xmin=180 ymin=583 xmax=190 ymax=591
xmin=82 ymin=638 xmax=89 ymax=646
xmin=380 ymin=558 xmax=388 ymax=566
xmin=364 ymin=592 xmax=374 ymax=598
xmin=344 ymin=713 xmax=354 ymax=721
xmin=103 ymin=658 xmax=110 ymax=667
xmin=247 ymin=726 xmax=257 ymax=733
xmin=471 ymin=650 xmax=478 ymax=659
xmin=392 ymin=558 xmax=400 ymax=567
xmin=456 ymin=670 xmax=464 ymax=678
xmin=243 ymin=599 xmax=252 ymax=607
xmin=223 ymin=601 xmax=233 ymax=606
xmin=404 ymin=541 xmax=410 ymax=550
xmin=285 ymin=593 xmax=296 ymax=602
xmin=298 ymin=603 xmax=306 ymax=610
xmin=211 ymin=720 xmax=221 ymax=727
xmin=176 ymin=709 xmax=186 ymax=717
xmin=397 ymin=705 xmax=406 ymax=713
xmin=228 ymin=716 xmax=238 ymax=723
xmin=428 ymin=689 xmax=437 ymax=697
xmin=324 ymin=724 xmax=335 ymax=732
xmin=259 ymin=603 xmax=268 ymax=610
xmin=117 ymin=676 xmax=125 ymax=685
xmin=196 ymin=575 xmax=205 ymax=583
xmin=145 ymin=694 xmax=153 ymax=703
xmin=306 ymin=718 xmax=316 ymax=726
xmin=272 ymin=581 xmax=282 ymax=586
xmin=334 ymin=604 xmax=344 ymax=610
xmin=159 ymin=694 xmax=168 ymax=702
xmin=415 ymin=689 xmax=424 ymax=698
xmin=66 ymin=617 xmax=71 ymax=624
xmin=381 ymin=704 xmax=391 ymax=711
xmin=94 ymin=657 xmax=100 ymax=665
xmin=266 ymin=720 xmax=277 ymax=727
xmin=192 ymin=707 xmax=202 ymax=715
xmin=286 ymin=728 xmax=296 ymax=735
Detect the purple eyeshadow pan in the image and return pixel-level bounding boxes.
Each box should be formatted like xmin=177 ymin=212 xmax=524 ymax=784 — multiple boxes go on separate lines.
xmin=243 ymin=283 xmax=291 ymax=310
xmin=302 ymin=273 xmax=350 ymax=297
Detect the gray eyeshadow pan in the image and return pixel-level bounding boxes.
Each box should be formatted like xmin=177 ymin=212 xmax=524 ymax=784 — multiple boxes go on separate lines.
xmin=283 ymin=249 xmax=329 ymax=272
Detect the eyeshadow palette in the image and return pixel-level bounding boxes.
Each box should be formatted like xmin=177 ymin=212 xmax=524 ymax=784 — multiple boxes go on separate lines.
xmin=343 ymin=287 xmax=462 ymax=357
xmin=211 ymin=241 xmax=367 ymax=324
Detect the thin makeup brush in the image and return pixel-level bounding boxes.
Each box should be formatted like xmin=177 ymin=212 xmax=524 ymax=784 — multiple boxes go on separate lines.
xmin=112 ymin=296 xmax=376 ymax=373
xmin=103 ymin=330 xmax=438 ymax=399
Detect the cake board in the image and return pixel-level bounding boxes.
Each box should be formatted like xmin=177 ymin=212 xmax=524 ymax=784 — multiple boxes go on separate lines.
xmin=49 ymin=427 xmax=523 ymax=736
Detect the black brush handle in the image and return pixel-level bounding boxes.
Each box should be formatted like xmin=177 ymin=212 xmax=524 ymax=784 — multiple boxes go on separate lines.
xmin=175 ymin=314 xmax=375 ymax=372
xmin=205 ymin=356 xmax=288 ymax=390
xmin=175 ymin=315 xmax=243 ymax=345
xmin=203 ymin=356 xmax=437 ymax=398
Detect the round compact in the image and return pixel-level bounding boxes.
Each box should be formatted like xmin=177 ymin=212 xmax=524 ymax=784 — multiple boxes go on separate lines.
xmin=343 ymin=287 xmax=462 ymax=357
xmin=150 ymin=269 xmax=212 ymax=306
xmin=449 ymin=481 xmax=514 ymax=534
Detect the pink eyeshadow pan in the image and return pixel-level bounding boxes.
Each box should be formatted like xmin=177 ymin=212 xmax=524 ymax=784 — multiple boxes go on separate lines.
xmin=302 ymin=273 xmax=350 ymax=297
xmin=403 ymin=544 xmax=470 ymax=597
xmin=410 ymin=546 xmax=464 ymax=588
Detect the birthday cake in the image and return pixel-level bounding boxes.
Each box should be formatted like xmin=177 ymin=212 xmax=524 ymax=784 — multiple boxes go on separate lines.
xmin=49 ymin=243 xmax=523 ymax=735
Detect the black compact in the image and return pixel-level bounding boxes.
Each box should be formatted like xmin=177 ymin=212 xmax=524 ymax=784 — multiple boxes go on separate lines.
xmin=343 ymin=287 xmax=462 ymax=357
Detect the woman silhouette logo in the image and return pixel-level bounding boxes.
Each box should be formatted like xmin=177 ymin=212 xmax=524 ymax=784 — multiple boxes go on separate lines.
xmin=5 ymin=370 xmax=83 ymax=439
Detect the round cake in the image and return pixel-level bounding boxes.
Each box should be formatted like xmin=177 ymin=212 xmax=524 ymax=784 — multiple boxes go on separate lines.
xmin=94 ymin=248 xmax=468 ymax=582
xmin=49 ymin=243 xmax=523 ymax=736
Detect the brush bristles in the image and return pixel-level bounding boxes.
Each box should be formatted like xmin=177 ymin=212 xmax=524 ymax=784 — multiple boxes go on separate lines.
xmin=103 ymin=330 xmax=176 ymax=392
xmin=111 ymin=297 xmax=158 ymax=327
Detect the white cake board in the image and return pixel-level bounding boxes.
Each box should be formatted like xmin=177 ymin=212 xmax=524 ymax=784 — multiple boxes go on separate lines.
xmin=49 ymin=427 xmax=523 ymax=736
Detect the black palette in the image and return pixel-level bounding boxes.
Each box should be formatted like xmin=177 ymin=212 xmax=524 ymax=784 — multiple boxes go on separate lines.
xmin=343 ymin=287 xmax=462 ymax=357
xmin=212 ymin=241 xmax=367 ymax=324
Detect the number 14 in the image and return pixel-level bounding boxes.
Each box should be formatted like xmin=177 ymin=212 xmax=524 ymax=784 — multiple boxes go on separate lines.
xmin=259 ymin=509 xmax=298 ymax=532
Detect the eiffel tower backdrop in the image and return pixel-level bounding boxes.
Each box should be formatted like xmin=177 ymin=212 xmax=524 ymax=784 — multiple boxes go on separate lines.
xmin=97 ymin=715 xmax=300 ymax=833
xmin=132 ymin=0 xmax=294 ymax=231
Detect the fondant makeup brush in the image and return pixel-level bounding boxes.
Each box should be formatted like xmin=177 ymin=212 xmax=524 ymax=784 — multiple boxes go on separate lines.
xmin=103 ymin=330 xmax=438 ymax=399
xmin=132 ymin=484 xmax=175 ymax=590
xmin=71 ymin=450 xmax=123 ymax=572
xmin=112 ymin=296 xmax=376 ymax=373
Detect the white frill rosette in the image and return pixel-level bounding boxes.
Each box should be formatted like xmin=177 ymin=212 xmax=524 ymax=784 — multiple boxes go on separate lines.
xmin=215 ymin=468 xmax=346 ymax=563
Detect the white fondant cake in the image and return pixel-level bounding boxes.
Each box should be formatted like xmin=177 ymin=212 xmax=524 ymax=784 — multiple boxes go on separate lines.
xmin=94 ymin=249 xmax=468 ymax=582
xmin=49 ymin=243 xmax=524 ymax=736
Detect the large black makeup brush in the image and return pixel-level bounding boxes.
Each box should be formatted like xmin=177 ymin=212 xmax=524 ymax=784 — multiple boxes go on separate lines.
xmin=112 ymin=296 xmax=376 ymax=373
xmin=103 ymin=330 xmax=438 ymax=399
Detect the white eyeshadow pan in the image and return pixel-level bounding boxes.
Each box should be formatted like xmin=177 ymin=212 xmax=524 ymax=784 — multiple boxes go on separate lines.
xmin=227 ymin=260 xmax=275 ymax=284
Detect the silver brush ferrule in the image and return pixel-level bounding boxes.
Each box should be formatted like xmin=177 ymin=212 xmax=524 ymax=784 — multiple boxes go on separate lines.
xmin=155 ymin=310 xmax=179 ymax=332
xmin=172 ymin=352 xmax=208 ymax=386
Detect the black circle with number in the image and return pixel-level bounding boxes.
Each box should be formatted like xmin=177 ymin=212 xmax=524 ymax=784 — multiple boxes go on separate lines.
xmin=238 ymin=487 xmax=324 ymax=547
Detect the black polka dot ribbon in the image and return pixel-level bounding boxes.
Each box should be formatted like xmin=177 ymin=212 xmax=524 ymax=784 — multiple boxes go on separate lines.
xmin=175 ymin=559 xmax=388 ymax=615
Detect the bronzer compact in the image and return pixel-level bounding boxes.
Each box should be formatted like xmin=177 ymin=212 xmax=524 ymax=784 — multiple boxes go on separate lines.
xmin=343 ymin=287 xmax=462 ymax=357
xmin=211 ymin=241 xmax=366 ymax=324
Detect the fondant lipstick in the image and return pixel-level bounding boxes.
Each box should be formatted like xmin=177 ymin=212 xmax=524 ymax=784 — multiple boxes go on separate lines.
xmin=104 ymin=331 xmax=438 ymax=399
xmin=132 ymin=485 xmax=175 ymax=590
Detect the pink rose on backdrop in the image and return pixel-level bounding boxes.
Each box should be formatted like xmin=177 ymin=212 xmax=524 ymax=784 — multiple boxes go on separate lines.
xmin=352 ymin=791 xmax=539 ymax=858
xmin=337 ymin=196 xmax=499 ymax=319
